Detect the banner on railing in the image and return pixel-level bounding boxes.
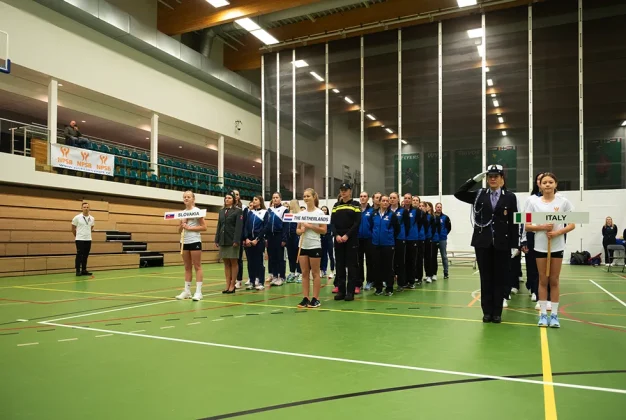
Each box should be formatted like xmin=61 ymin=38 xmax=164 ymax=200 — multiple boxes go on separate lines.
xmin=51 ymin=143 xmax=115 ymax=176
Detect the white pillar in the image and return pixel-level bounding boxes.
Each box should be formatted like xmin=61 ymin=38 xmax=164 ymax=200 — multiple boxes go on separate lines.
xmin=150 ymin=113 xmax=159 ymax=176
xmin=218 ymin=135 xmax=225 ymax=186
xmin=47 ymin=79 xmax=58 ymax=165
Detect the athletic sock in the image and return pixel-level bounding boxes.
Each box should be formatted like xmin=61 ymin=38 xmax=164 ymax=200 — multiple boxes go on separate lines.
xmin=195 ymin=282 xmax=203 ymax=294
xmin=551 ymin=302 xmax=559 ymax=315
xmin=184 ymin=281 xmax=191 ymax=292
xmin=539 ymin=300 xmax=548 ymax=315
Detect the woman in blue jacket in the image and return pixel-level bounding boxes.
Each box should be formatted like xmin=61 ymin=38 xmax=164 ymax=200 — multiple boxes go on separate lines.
xmin=265 ymin=192 xmax=287 ymax=286
xmin=370 ymin=195 xmax=400 ymax=296
xmin=244 ymin=196 xmax=267 ymax=290
xmin=320 ymin=205 xmax=335 ymax=279
xmin=412 ymin=196 xmax=427 ymax=285
xmin=423 ymin=202 xmax=440 ymax=283
xmin=522 ymin=172 xmax=543 ymax=302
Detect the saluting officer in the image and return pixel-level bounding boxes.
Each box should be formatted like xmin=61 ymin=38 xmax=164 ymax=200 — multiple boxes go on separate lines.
xmin=454 ymin=165 xmax=519 ymax=324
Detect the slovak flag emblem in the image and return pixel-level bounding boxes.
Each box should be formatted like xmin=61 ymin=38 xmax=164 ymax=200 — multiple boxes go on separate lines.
xmin=283 ymin=213 xmax=293 ymax=222
xmin=165 ymin=212 xmax=175 ymax=220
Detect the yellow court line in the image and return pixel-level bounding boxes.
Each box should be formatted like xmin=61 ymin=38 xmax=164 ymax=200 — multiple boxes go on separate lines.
xmin=540 ymin=328 xmax=558 ymax=420
xmin=468 ymin=293 xmax=481 ymax=307
xmin=13 ymin=286 xmax=173 ymax=301
xmin=200 ymin=299 xmax=537 ymax=327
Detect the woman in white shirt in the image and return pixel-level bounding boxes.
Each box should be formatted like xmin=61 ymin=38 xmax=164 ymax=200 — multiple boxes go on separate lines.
xmin=176 ymin=191 xmax=207 ymax=301
xmin=524 ymin=173 xmax=575 ymax=328
xmin=296 ymin=188 xmax=327 ymax=308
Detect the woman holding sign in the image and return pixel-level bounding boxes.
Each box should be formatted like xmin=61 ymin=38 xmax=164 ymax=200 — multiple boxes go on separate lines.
xmin=524 ymin=173 xmax=575 ymax=328
xmin=215 ymin=192 xmax=243 ymax=294
xmin=176 ymin=191 xmax=207 ymax=301
xmin=296 ymin=189 xmax=327 ymax=308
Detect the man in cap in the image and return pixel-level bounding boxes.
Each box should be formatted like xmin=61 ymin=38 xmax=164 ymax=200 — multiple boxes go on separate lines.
xmin=454 ymin=165 xmax=519 ymax=323
xmin=331 ymin=183 xmax=361 ymax=301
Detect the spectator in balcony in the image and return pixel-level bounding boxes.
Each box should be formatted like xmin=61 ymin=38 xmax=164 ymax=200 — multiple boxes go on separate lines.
xmin=64 ymin=121 xmax=89 ymax=147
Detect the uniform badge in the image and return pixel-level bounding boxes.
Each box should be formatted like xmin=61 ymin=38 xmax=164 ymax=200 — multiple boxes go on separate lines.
xmin=503 ymin=208 xmax=508 ymax=216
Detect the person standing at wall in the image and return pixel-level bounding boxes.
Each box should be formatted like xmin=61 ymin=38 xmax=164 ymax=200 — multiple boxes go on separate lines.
xmin=232 ymin=190 xmax=246 ymax=289
xmin=403 ymin=193 xmax=420 ymax=289
xmin=215 ymin=192 xmax=243 ymax=294
xmin=454 ymin=165 xmax=519 ymax=324
xmin=434 ymin=203 xmax=452 ymax=279
xmin=370 ymin=195 xmax=400 ymax=296
xmin=244 ymin=196 xmax=267 ymax=291
xmin=412 ymin=196 xmax=426 ymax=285
xmin=602 ymin=217 xmax=618 ymax=266
xmin=357 ymin=191 xmax=374 ymax=294
xmin=320 ymin=205 xmax=335 ymax=280
xmin=284 ymin=200 xmax=301 ymax=282
xmin=175 ymin=191 xmax=207 ymax=301
xmin=331 ymin=183 xmax=361 ymax=301
xmin=72 ymin=202 xmax=95 ymax=277
xmin=389 ymin=192 xmax=407 ymax=291
xmin=422 ymin=202 xmax=437 ymax=283
xmin=265 ymin=192 xmax=287 ymax=286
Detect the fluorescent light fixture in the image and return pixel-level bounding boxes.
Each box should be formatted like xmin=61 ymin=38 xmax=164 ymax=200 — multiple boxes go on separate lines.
xmin=146 ymin=137 xmax=149 ymax=140
xmin=386 ymin=128 xmax=393 ymax=134
xmin=81 ymin=120 xmax=86 ymax=123
xmin=622 ymin=120 xmax=626 ymax=126
xmin=235 ymin=18 xmax=260 ymax=31
xmin=293 ymin=60 xmax=308 ymax=68
xmin=366 ymin=114 xmax=376 ymax=121
xmin=250 ymin=29 xmax=279 ymax=45
xmin=487 ymin=79 xmax=494 ymax=86
xmin=206 ymin=0 xmax=230 ymax=7
xmin=401 ymin=139 xmax=408 ymax=145
xmin=467 ymin=28 xmax=483 ymax=39
xmin=497 ymin=112 xmax=502 ymax=116
xmin=58 ymin=84 xmax=63 ymax=87
xmin=310 ymin=72 xmax=324 ymax=82
xmin=252 ymin=165 xmax=256 ymax=168
xmin=502 ymin=131 xmax=507 ymax=136
xmin=332 ymin=89 xmax=340 ymax=93
xmin=457 ymin=0 xmax=477 ymax=7
xmin=498 ymin=117 xmax=504 ymax=123
xmin=493 ymin=100 xmax=499 ymax=107
xmin=179 ymin=145 xmax=183 ymax=149
xmin=491 ymin=93 xmax=497 ymax=98
xmin=485 ymin=67 xmax=490 ymax=72
xmin=477 ymin=45 xmax=484 ymax=57
xmin=344 ymin=96 xmax=354 ymax=104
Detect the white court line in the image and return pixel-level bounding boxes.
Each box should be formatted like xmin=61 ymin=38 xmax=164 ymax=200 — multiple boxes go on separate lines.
xmin=187 ymin=322 xmax=201 ymax=325
xmin=129 ymin=330 xmax=145 ymax=333
xmin=17 ymin=342 xmax=39 ymax=347
xmin=44 ymin=300 xmax=175 ymax=323
xmin=234 ymin=315 xmax=245 ymax=318
xmin=95 ymin=334 xmax=113 ymax=338
xmin=160 ymin=326 xmax=175 ymax=330
xmin=16 ymin=319 xmax=28 ymax=322
xmin=590 ymin=280 xmax=626 ymax=308
xmin=211 ymin=318 xmax=224 ymax=322
xmin=473 ymin=270 xmax=479 ymax=275
xmin=38 ymin=321 xmax=626 ymax=396
xmin=58 ymin=338 xmax=78 ymax=342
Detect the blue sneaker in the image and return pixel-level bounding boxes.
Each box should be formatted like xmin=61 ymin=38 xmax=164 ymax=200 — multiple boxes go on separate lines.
xmin=538 ymin=313 xmax=549 ymax=327
xmin=364 ymin=282 xmax=372 ymax=291
xmin=549 ymin=314 xmax=560 ymax=328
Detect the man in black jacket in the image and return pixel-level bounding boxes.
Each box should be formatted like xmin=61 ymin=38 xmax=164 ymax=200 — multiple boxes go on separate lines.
xmin=454 ymin=165 xmax=519 ymax=323
xmin=331 ymin=183 xmax=361 ymax=301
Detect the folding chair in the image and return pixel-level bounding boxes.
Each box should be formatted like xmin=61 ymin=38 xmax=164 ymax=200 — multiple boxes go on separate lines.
xmin=608 ymin=244 xmax=625 ymax=273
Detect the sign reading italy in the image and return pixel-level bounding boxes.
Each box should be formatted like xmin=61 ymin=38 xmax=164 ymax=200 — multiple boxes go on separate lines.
xmin=514 ymin=212 xmax=589 ymax=224
xmin=164 ymin=209 xmax=207 ymax=220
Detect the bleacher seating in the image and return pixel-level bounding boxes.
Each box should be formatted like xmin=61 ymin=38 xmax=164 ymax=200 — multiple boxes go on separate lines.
xmin=0 ymin=186 xmax=221 ymax=277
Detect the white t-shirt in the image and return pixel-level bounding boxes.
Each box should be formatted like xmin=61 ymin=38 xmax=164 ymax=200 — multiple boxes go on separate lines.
xmin=524 ymin=195 xmax=574 ymax=252
xmin=72 ymin=213 xmax=95 ymax=241
xmin=299 ymin=208 xmax=325 ymax=250
xmin=182 ymin=206 xmax=202 ymax=244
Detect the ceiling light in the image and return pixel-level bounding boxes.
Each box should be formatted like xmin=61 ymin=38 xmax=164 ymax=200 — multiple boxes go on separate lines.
xmin=179 ymin=145 xmax=183 ymax=148
xmin=386 ymin=128 xmax=393 ymax=134
xmin=502 ymin=131 xmax=507 ymax=136
xmin=493 ymin=100 xmax=499 ymax=107
xmin=491 ymin=93 xmax=496 ymax=98
xmin=310 ymin=72 xmax=324 ymax=82
xmin=497 ymin=112 xmax=502 ymax=116
xmin=467 ymin=28 xmax=483 ymax=39
xmin=487 ymin=79 xmax=494 ymax=86
xmin=250 ymin=29 xmax=279 ymax=45
xmin=622 ymin=120 xmax=626 ymax=126
xmin=457 ymin=0 xmax=477 ymax=6
xmin=293 ymin=60 xmax=308 ymax=68
xmin=498 ymin=117 xmax=504 ymax=123
xmin=146 ymin=137 xmax=149 ymax=140
xmin=206 ymin=0 xmax=230 ymax=7
xmin=58 ymin=84 xmax=63 ymax=87
xmin=344 ymin=96 xmax=354 ymax=104
xmin=366 ymin=114 xmax=376 ymax=121
xmin=235 ymin=18 xmax=260 ymax=31
xmin=252 ymin=165 xmax=256 ymax=168
xmin=332 ymin=89 xmax=340 ymax=93
xmin=81 ymin=120 xmax=86 ymax=123
xmin=476 ymin=45 xmax=484 ymax=58
xmin=401 ymin=139 xmax=408 ymax=145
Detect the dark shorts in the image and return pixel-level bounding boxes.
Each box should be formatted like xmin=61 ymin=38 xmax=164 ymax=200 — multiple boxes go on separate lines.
xmin=535 ymin=251 xmax=564 ymax=259
xmin=300 ymin=248 xmax=322 ymax=258
xmin=182 ymin=242 xmax=202 ymax=251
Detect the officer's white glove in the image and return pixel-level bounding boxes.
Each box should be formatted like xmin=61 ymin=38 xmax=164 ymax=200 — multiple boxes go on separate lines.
xmin=511 ymin=248 xmax=520 ymax=258
xmin=472 ymin=171 xmax=489 ymax=183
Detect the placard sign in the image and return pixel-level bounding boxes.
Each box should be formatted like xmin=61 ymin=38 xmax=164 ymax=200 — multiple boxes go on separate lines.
xmin=164 ymin=209 xmax=207 ymax=220
xmin=283 ymin=213 xmax=331 ymax=225
xmin=514 ymin=212 xmax=589 ymax=224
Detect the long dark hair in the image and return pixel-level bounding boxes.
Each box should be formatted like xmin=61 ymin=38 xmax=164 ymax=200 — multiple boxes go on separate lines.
xmin=531 ymin=172 xmax=543 ymax=196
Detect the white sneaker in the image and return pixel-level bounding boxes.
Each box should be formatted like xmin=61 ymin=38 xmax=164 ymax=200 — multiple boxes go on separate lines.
xmin=432 ymin=275 xmax=437 ymax=281
xmin=531 ymin=293 xmax=537 ymax=302
xmin=535 ymin=302 xmax=541 ymax=310
xmin=547 ymin=301 xmax=552 ymax=311
xmin=425 ymin=277 xmax=432 ymax=283
xmin=503 ymin=298 xmax=508 ymax=308
xmin=328 ymin=272 xmax=334 ymax=279
xmin=235 ymin=281 xmax=242 ymax=289
xmin=321 ymin=271 xmax=327 ymax=278
xmin=271 ymin=278 xmax=284 ymax=286
xmin=255 ymin=284 xmax=265 ymax=291
xmin=176 ymin=290 xmax=192 ymax=300
xmin=192 ymin=292 xmax=203 ymax=301
xmin=267 ymin=275 xmax=274 ymax=283
xmin=605 ymin=263 xmax=610 ymax=267
xmin=511 ymin=288 xmax=519 ymax=295
xmin=244 ymin=279 xmax=251 ymax=286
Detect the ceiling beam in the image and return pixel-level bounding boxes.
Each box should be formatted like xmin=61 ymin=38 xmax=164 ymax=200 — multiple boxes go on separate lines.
xmin=158 ymin=0 xmax=322 ymax=36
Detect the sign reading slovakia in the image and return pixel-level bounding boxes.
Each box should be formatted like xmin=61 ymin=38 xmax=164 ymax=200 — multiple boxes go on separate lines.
xmin=164 ymin=209 xmax=207 ymax=220
xmin=283 ymin=213 xmax=331 ymax=225
xmin=514 ymin=212 xmax=589 ymax=224
xmin=51 ymin=143 xmax=114 ymax=176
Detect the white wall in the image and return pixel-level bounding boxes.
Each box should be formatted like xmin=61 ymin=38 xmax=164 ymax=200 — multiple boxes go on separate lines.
xmin=0 ymin=0 xmax=260 ymax=147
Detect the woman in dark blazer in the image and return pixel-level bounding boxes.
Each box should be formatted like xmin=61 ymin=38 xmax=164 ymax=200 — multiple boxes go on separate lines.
xmin=215 ymin=191 xmax=243 ymax=293
xmin=602 ymin=217 xmax=618 ymax=266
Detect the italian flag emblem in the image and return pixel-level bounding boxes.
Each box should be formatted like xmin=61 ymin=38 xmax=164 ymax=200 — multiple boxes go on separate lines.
xmin=515 ymin=213 xmax=533 ymax=223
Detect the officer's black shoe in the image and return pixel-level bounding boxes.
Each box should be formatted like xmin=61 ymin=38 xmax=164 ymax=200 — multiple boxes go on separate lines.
xmin=344 ymin=293 xmax=354 ymax=301
xmin=334 ymin=293 xmax=346 ymax=301
xmin=492 ymin=316 xmax=502 ymax=324
xmin=482 ymin=315 xmax=492 ymax=323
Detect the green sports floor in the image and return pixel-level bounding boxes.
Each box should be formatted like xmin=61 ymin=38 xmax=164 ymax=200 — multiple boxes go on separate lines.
xmin=0 ymin=264 xmax=625 ymax=419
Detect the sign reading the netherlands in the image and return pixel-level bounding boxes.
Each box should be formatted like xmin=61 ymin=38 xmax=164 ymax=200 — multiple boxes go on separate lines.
xmin=51 ymin=143 xmax=115 ymax=176
xmin=164 ymin=209 xmax=207 ymax=220
xmin=283 ymin=213 xmax=331 ymax=225
xmin=514 ymin=212 xmax=589 ymax=224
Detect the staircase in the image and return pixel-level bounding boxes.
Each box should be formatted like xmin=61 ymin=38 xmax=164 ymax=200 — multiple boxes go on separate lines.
xmin=105 ymin=231 xmax=164 ymax=267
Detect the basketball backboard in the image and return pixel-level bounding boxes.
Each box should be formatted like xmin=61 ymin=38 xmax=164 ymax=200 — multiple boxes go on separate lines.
xmin=0 ymin=30 xmax=10 ymax=74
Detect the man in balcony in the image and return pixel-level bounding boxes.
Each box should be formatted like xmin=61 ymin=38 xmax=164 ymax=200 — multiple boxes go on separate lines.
xmin=64 ymin=121 xmax=89 ymax=147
